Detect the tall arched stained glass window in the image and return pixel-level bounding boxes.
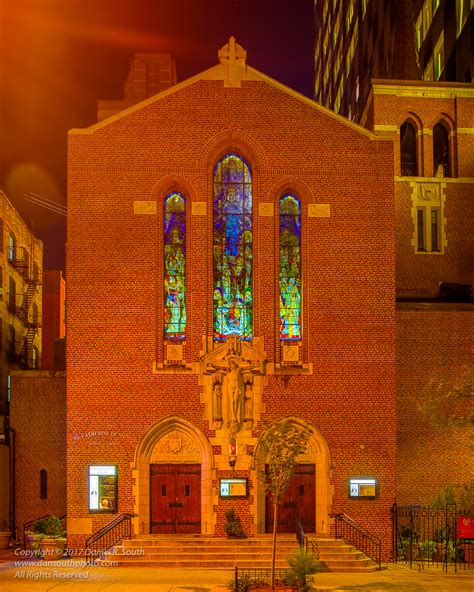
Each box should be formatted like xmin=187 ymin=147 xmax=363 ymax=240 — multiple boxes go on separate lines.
xmin=164 ymin=193 xmax=186 ymax=339
xmin=280 ymin=194 xmax=301 ymax=340
xmin=213 ymin=154 xmax=252 ymax=340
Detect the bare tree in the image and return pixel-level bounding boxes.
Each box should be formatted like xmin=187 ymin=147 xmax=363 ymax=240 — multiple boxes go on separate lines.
xmin=259 ymin=419 xmax=310 ymax=590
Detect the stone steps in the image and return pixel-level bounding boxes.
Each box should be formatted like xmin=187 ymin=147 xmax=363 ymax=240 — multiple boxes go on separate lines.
xmin=98 ymin=536 xmax=380 ymax=572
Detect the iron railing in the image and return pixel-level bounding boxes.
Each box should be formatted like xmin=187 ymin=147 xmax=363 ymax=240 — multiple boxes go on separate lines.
xmin=234 ymin=567 xmax=289 ymax=591
xmin=332 ymin=513 xmax=382 ymax=569
xmin=401 ymin=161 xmax=418 ymax=176
xmin=392 ymin=503 xmax=473 ymax=572
xmin=85 ymin=513 xmax=133 ymax=563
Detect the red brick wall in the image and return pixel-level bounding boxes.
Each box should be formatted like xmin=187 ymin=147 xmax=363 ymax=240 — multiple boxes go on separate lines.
xmin=42 ymin=270 xmax=66 ymax=370
xmin=9 ymin=372 xmax=66 ymax=537
xmin=67 ymin=78 xmax=397 ymax=554
xmin=396 ymin=307 xmax=473 ymax=505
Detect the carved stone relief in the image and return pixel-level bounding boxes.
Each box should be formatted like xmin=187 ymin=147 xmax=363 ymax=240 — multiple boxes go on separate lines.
xmin=199 ymin=336 xmax=266 ymax=434
xmin=150 ymin=430 xmax=200 ymax=463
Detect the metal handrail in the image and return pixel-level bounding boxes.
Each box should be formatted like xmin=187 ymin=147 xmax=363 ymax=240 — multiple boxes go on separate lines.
xmin=332 ymin=513 xmax=382 ymax=569
xmin=85 ymin=513 xmax=133 ymax=563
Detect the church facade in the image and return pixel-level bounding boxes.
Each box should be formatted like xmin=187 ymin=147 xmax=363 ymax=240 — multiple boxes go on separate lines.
xmin=65 ymin=39 xmax=396 ymax=554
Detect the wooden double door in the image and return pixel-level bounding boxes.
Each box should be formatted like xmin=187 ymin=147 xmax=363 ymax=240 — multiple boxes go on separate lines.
xmin=265 ymin=464 xmax=315 ymax=533
xmin=150 ymin=464 xmax=201 ymax=534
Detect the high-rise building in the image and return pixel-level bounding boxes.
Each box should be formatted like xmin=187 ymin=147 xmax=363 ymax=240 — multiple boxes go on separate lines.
xmin=313 ymin=0 xmax=473 ymax=122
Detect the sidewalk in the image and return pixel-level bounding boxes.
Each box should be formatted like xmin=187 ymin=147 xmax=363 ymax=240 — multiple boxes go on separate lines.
xmin=0 ymin=556 xmax=472 ymax=592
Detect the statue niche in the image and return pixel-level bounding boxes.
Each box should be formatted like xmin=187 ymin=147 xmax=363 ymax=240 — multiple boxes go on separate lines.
xmin=203 ymin=337 xmax=265 ymax=432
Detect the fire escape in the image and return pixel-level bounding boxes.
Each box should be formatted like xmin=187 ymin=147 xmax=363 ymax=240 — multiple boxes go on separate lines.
xmin=9 ymin=246 xmax=41 ymax=369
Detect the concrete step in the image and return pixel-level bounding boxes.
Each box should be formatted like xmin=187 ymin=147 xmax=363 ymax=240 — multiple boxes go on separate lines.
xmin=99 ymin=536 xmax=380 ymax=572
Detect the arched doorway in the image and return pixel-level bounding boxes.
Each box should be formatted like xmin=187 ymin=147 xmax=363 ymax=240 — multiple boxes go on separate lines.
xmin=254 ymin=417 xmax=332 ymax=535
xmin=131 ymin=416 xmax=215 ymax=535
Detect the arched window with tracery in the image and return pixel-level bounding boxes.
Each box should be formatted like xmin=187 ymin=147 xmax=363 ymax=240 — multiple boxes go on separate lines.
xmin=279 ymin=195 xmax=301 ymax=340
xmin=213 ymin=154 xmax=252 ymax=340
xmin=400 ymin=121 xmax=418 ymax=176
xmin=433 ymin=122 xmax=450 ymax=177
xmin=164 ymin=192 xmax=186 ymax=339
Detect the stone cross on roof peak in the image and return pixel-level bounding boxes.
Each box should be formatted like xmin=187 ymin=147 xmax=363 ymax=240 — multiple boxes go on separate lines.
xmin=218 ymin=36 xmax=247 ymax=88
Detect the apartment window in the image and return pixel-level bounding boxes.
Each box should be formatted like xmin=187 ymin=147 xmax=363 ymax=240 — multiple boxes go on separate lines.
xmin=31 ymin=346 xmax=39 ymax=369
xmin=423 ymin=56 xmax=434 ymax=81
xmin=457 ymin=0 xmax=470 ymax=36
xmin=346 ymin=0 xmax=354 ymax=32
xmin=433 ymin=123 xmax=451 ymax=177
xmin=400 ymin=122 xmax=418 ymax=176
xmin=7 ymin=234 xmax=15 ymax=262
xmin=7 ymin=326 xmax=15 ymax=356
xmin=416 ymin=207 xmax=441 ymax=252
xmin=433 ymin=32 xmax=444 ymax=79
xmin=416 ymin=14 xmax=422 ymax=50
xmin=8 ymin=277 xmax=16 ymax=312
xmin=423 ymin=1 xmax=432 ymax=39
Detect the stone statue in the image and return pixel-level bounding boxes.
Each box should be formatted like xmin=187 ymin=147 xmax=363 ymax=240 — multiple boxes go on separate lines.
xmin=207 ymin=355 xmax=259 ymax=429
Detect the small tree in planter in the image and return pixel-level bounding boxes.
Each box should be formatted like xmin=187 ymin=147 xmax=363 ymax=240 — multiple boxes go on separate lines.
xmin=33 ymin=516 xmax=66 ymax=560
xmin=259 ymin=419 xmax=310 ymax=590
xmin=224 ymin=508 xmax=246 ymax=538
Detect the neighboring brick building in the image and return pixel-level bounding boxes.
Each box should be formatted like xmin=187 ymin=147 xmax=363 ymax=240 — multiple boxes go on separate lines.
xmin=0 ymin=189 xmax=43 ymax=528
xmin=9 ymin=372 xmax=66 ymax=532
xmin=362 ymin=80 xmax=474 ymax=506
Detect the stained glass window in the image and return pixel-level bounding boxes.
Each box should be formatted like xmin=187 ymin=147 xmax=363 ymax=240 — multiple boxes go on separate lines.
xmin=280 ymin=194 xmax=301 ymax=340
xmin=164 ymin=193 xmax=186 ymax=339
xmin=213 ymin=154 xmax=252 ymax=340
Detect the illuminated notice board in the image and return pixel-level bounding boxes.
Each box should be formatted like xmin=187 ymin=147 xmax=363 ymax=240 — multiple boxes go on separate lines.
xmin=219 ymin=478 xmax=248 ymax=498
xmin=349 ymin=478 xmax=377 ymax=499
xmin=89 ymin=465 xmax=118 ymax=513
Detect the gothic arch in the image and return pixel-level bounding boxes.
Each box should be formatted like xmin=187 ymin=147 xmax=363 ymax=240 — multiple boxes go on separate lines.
xmin=430 ymin=114 xmax=455 ymax=177
xmin=149 ymin=174 xmax=198 ymax=203
xmin=398 ymin=113 xmax=423 ymax=176
xmin=253 ymin=417 xmax=332 ymax=535
xmin=268 ymin=177 xmax=314 ymax=205
xmin=199 ymin=129 xmax=267 ymax=174
xmin=131 ymin=416 xmax=215 ymax=534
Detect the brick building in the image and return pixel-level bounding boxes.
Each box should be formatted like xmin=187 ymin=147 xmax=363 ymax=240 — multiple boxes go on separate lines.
xmin=9 ymin=40 xmax=472 ymax=561
xmin=0 ymin=189 xmax=43 ymax=527
xmin=363 ymin=80 xmax=474 ymax=506
xmin=64 ymin=38 xmax=396 ymax=555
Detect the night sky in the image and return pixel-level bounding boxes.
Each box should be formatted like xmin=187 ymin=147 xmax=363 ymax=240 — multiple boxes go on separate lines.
xmin=1 ymin=0 xmax=314 ymax=270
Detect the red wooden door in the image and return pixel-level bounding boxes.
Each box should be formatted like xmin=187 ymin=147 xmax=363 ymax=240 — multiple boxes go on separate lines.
xmin=265 ymin=464 xmax=315 ymax=533
xmin=150 ymin=464 xmax=201 ymax=534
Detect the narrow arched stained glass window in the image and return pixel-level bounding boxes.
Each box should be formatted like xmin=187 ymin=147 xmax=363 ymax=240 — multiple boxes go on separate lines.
xmin=164 ymin=193 xmax=186 ymax=339
xmin=280 ymin=194 xmax=301 ymax=340
xmin=213 ymin=154 xmax=252 ymax=340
